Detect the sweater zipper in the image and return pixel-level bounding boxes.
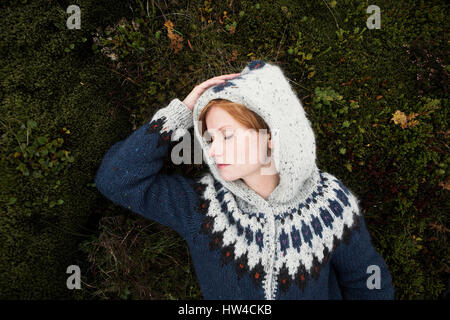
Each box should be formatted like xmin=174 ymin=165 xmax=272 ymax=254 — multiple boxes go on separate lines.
xmin=265 ymin=202 xmax=277 ymax=300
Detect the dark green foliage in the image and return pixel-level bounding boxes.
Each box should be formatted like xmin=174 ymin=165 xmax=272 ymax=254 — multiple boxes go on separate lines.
xmin=1 ymin=0 xmax=448 ymax=299
xmin=0 ymin=0 xmax=133 ymax=299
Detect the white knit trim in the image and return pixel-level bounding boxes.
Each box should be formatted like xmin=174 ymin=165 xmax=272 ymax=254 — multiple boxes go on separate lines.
xmin=150 ymin=98 xmax=193 ymax=141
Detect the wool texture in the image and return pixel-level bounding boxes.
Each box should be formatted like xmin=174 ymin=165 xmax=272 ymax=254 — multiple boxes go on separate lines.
xmin=95 ymin=60 xmax=395 ymax=300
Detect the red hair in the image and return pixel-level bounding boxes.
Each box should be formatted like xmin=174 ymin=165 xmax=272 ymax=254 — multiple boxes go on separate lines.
xmin=198 ymin=99 xmax=270 ymax=138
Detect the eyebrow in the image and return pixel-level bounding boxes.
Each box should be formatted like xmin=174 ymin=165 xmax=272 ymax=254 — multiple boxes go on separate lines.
xmin=218 ymin=125 xmax=232 ymax=131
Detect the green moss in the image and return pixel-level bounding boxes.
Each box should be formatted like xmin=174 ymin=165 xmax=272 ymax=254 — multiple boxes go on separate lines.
xmin=0 ymin=0 xmax=132 ymax=299
xmin=1 ymin=0 xmax=448 ymax=299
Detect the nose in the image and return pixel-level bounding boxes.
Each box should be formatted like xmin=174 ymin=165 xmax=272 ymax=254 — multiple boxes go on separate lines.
xmin=208 ymin=140 xmax=217 ymax=158
xmin=208 ymin=143 xmax=214 ymax=157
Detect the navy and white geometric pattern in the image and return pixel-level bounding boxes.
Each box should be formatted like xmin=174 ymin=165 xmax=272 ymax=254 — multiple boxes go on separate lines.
xmin=192 ymin=169 xmax=362 ymax=300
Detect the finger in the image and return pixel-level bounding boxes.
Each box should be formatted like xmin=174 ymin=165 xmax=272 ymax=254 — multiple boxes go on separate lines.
xmin=205 ymin=75 xmax=238 ymax=86
xmin=197 ymin=74 xmax=241 ymax=88
xmin=197 ymin=79 xmax=226 ymax=89
xmin=207 ymin=73 xmax=240 ymax=82
xmin=215 ymin=73 xmax=241 ymax=79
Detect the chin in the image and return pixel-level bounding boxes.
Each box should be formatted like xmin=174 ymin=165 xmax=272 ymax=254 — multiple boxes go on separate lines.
xmin=218 ymin=167 xmax=240 ymax=181
xmin=220 ymin=172 xmax=239 ymax=182
xmin=219 ymin=164 xmax=260 ymax=182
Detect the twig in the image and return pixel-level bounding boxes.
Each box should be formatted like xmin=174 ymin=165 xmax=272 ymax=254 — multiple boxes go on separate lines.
xmin=322 ymin=0 xmax=339 ymax=30
xmin=153 ymin=0 xmax=167 ymax=21
xmin=120 ymin=226 xmax=135 ymax=246
xmin=275 ymin=24 xmax=288 ymax=63
xmin=110 ymin=69 xmax=137 ymax=84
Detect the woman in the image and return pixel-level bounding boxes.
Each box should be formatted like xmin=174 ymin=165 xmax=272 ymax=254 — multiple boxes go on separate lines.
xmin=95 ymin=60 xmax=395 ymax=300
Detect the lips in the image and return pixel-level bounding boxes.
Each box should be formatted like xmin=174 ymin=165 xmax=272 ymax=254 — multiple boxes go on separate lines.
xmin=217 ymin=163 xmax=231 ymax=169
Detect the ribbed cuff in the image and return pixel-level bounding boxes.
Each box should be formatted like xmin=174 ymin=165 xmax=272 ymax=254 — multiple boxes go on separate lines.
xmin=150 ymin=98 xmax=193 ymax=141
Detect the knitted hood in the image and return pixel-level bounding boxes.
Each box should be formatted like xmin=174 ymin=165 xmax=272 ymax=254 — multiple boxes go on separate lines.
xmin=192 ymin=60 xmax=320 ymax=210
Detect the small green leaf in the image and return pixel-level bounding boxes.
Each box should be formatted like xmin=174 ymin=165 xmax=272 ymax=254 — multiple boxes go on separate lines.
xmin=27 ymin=120 xmax=37 ymax=129
xmin=37 ymin=136 xmax=48 ymax=145
xmin=339 ymin=148 xmax=346 ymax=155
xmin=32 ymin=170 xmax=42 ymax=178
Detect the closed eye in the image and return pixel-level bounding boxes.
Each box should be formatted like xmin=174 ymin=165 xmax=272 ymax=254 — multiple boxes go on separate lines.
xmin=205 ymin=134 xmax=233 ymax=144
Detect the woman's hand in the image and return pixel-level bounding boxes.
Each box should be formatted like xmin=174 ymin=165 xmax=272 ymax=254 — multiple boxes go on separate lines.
xmin=183 ymin=73 xmax=241 ymax=111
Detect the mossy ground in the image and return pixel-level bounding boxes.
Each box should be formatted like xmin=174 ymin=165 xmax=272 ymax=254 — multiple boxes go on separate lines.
xmin=1 ymin=0 xmax=448 ymax=299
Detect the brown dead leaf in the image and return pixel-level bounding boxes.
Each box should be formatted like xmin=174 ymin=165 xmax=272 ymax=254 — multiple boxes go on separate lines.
xmin=392 ymin=110 xmax=407 ymax=128
xmin=429 ymin=221 xmax=450 ymax=233
xmin=164 ymin=20 xmax=174 ymax=32
xmin=438 ymin=177 xmax=450 ymax=191
xmin=165 ymin=20 xmax=183 ymax=54
xmin=391 ymin=110 xmax=420 ymax=129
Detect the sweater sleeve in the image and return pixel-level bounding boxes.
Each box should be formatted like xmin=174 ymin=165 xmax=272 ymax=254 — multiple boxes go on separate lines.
xmin=331 ymin=214 xmax=395 ymax=300
xmin=94 ymin=98 xmax=198 ymax=240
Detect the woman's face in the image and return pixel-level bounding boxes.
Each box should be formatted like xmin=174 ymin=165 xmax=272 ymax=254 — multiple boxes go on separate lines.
xmin=204 ymin=106 xmax=272 ymax=181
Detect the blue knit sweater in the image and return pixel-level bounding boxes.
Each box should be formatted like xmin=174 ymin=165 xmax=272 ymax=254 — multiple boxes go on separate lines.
xmin=95 ymin=60 xmax=395 ymax=300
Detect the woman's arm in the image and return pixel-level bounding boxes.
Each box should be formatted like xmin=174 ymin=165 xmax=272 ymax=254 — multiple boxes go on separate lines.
xmin=331 ymin=214 xmax=395 ymax=300
xmin=94 ymin=73 xmax=242 ymax=239
xmin=94 ymin=98 xmax=197 ymax=240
